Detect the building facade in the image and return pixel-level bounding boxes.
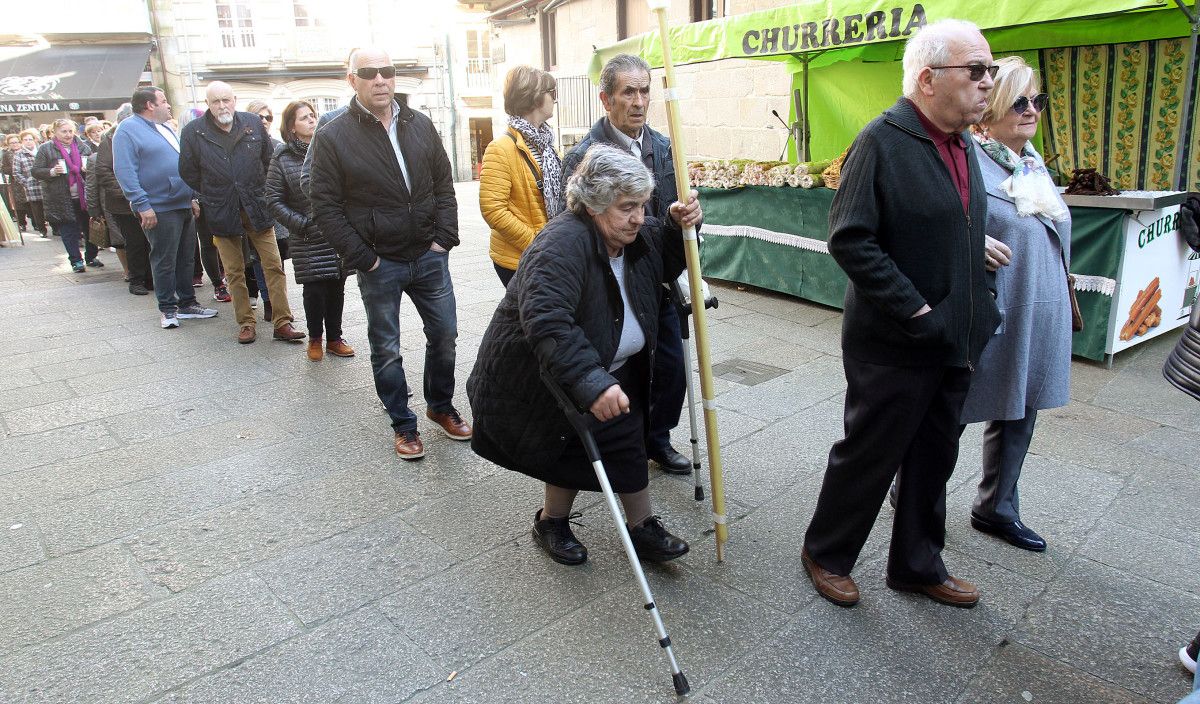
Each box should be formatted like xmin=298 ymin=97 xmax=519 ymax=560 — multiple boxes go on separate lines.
xmin=473 ymin=0 xmax=794 ymax=162
xmin=146 ymin=0 xmax=493 ymax=181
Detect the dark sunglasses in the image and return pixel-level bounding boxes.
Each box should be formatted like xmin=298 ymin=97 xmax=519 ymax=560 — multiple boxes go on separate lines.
xmin=1012 ymin=93 xmax=1049 ymax=114
xmin=259 ymin=114 xmax=273 ymax=122
xmin=355 ymin=65 xmax=396 ymax=80
xmin=930 ymin=63 xmax=1000 ymax=81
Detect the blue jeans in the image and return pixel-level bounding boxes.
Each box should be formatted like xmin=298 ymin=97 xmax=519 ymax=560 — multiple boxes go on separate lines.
xmin=143 ymin=208 xmax=198 ymax=314
xmin=357 ymin=250 xmax=458 ymax=432
xmin=51 ymin=202 xmax=98 ymax=266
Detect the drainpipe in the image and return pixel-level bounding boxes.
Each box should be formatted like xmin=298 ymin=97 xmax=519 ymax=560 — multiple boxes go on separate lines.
xmin=444 ymin=33 xmax=460 ymax=182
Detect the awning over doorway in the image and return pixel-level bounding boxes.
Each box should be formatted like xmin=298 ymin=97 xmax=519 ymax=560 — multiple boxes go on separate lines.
xmin=0 ymin=44 xmax=151 ymax=115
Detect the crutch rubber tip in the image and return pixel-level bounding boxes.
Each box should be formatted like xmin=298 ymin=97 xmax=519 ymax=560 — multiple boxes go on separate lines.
xmin=673 ymin=672 xmax=690 ymax=695
xmin=694 ymin=486 xmax=704 ymax=501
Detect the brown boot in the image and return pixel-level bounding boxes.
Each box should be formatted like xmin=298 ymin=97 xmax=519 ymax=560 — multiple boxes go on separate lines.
xmin=272 ymin=322 xmax=305 ymax=342
xmin=237 ymin=325 xmax=257 ymax=344
xmin=307 ymin=337 xmax=323 ymax=361
xmin=326 ymin=339 xmax=355 ymax=357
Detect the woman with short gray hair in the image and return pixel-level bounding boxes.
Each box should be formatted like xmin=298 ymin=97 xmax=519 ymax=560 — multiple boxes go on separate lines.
xmin=468 ymin=144 xmax=702 ymax=567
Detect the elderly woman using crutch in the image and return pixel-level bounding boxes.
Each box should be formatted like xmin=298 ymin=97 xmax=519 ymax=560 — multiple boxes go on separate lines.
xmin=468 ymin=144 xmax=701 ymax=566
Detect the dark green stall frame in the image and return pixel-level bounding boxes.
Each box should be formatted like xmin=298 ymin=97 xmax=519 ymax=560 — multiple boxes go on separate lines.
xmin=697 ymin=186 xmax=1126 ymax=361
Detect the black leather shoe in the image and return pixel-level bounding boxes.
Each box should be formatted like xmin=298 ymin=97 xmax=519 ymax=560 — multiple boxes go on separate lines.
xmin=971 ymin=512 xmax=1047 ymax=552
xmin=649 ymin=446 xmax=692 ymax=475
xmin=532 ymin=510 xmax=587 ymax=566
xmin=628 ymin=516 xmax=689 ymax=562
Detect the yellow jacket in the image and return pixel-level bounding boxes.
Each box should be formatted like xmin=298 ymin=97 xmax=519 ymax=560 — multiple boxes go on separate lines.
xmin=479 ymin=127 xmax=549 ymax=270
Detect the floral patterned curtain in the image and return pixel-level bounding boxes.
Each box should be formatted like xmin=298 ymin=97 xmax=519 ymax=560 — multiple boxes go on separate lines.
xmin=1041 ymin=38 xmax=1200 ymax=192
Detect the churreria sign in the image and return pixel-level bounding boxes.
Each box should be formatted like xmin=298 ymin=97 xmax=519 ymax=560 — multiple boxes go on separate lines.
xmin=741 ymin=3 xmax=928 ymax=55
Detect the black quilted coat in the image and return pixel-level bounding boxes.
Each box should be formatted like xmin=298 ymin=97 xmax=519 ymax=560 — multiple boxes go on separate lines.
xmin=466 ymin=210 xmax=684 ymax=478
xmin=266 ymin=140 xmax=341 ymax=284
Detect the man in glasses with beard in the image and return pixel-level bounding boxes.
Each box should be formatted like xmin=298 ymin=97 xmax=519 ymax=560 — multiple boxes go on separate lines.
xmin=179 ymin=81 xmax=304 ymax=344
xmin=309 ymin=47 xmax=471 ymax=461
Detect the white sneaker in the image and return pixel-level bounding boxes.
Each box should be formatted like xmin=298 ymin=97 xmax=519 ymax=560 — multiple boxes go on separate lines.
xmin=249 ymin=295 xmax=258 ymax=309
xmin=177 ymin=303 xmax=218 ymax=319
xmin=161 ymin=313 xmax=180 ymax=329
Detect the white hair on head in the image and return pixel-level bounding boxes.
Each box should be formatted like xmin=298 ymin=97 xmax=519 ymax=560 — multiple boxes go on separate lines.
xmin=902 ymin=18 xmax=981 ymax=98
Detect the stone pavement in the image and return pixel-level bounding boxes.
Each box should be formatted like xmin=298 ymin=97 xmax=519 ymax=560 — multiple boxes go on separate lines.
xmin=0 ymin=181 xmax=1196 ymax=703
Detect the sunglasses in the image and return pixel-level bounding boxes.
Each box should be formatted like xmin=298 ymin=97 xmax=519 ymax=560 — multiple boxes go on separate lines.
xmin=930 ymin=63 xmax=1000 ymax=82
xmin=1012 ymin=93 xmax=1049 ymax=114
xmin=259 ymin=114 xmax=273 ymax=122
xmin=355 ymin=66 xmax=396 ymax=80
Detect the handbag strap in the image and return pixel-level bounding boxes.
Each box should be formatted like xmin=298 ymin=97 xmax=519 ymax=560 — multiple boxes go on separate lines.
xmin=507 ymin=132 xmax=543 ymax=192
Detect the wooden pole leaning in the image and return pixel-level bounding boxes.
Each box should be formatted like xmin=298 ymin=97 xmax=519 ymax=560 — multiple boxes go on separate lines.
xmin=647 ymin=0 xmax=729 ymax=561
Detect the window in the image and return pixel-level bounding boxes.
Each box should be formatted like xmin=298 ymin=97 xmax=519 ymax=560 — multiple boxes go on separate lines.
xmin=465 ymin=30 xmax=491 ymax=90
xmin=316 ymin=97 xmax=340 ymax=115
xmin=216 ymin=0 xmax=255 ymax=48
xmin=618 ymin=0 xmax=654 ymax=40
xmin=690 ymin=0 xmax=718 ymax=22
xmin=540 ymin=9 xmax=557 ymax=71
xmin=293 ymin=1 xmax=323 ymax=27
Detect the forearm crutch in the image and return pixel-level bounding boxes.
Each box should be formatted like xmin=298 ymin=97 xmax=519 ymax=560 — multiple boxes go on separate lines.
xmin=539 ymin=367 xmax=690 ymax=696
xmin=669 ymin=276 xmax=717 ymax=501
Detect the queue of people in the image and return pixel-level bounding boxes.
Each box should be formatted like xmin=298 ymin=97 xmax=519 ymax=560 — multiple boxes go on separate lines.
xmin=2 ymin=23 xmax=1151 ymax=624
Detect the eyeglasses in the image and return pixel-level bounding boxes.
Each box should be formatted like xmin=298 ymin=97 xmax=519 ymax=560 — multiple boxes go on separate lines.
xmin=545 ymin=88 xmax=557 ymax=101
xmin=355 ymin=66 xmax=396 ymax=80
xmin=1012 ymin=93 xmax=1049 ymax=114
xmin=930 ymin=63 xmax=1000 ymax=82
xmin=259 ymin=114 xmax=273 ymax=123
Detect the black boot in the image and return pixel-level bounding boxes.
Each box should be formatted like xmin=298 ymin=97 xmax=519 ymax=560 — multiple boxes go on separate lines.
xmin=628 ymin=516 xmax=689 ymax=562
xmin=532 ymin=510 xmax=587 ymax=566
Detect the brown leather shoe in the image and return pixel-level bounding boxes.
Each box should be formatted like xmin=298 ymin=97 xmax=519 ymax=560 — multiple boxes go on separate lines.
xmin=886 ymin=574 xmax=980 ymax=608
xmin=394 ymin=430 xmax=425 ymax=460
xmin=237 ymin=325 xmax=256 ymax=344
xmin=801 ymin=548 xmax=859 ymax=607
xmin=273 ymin=322 xmax=305 ymax=342
xmin=426 ymin=408 xmax=472 ymax=440
xmin=307 ymin=338 xmax=323 ymax=361
xmin=326 ymin=339 xmax=355 ymax=357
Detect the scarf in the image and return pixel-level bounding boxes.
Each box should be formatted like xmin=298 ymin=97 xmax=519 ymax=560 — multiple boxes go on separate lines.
xmin=54 ymin=139 xmax=86 ymax=212
xmin=974 ymin=133 xmax=1068 ymax=222
xmin=289 ymin=137 xmax=309 ymax=158
xmin=508 ymin=115 xmax=564 ymax=219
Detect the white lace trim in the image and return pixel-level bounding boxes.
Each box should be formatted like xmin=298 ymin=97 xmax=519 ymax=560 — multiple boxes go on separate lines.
xmin=1071 ymin=274 xmax=1116 ymax=296
xmin=701 ymin=224 xmax=829 ymax=254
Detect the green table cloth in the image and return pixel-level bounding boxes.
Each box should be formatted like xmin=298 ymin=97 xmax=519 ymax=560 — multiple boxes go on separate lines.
xmin=697 ymin=186 xmax=1126 ymax=360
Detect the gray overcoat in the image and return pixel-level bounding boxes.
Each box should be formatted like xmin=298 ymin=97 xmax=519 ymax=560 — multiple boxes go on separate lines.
xmin=960 ymin=141 xmax=1073 ymax=423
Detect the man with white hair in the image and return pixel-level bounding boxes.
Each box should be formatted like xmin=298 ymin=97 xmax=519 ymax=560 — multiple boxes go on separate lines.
xmin=179 ymin=81 xmax=304 ymax=344
xmin=801 ymin=19 xmax=1002 ymax=609
xmin=309 ymin=47 xmax=470 ymax=461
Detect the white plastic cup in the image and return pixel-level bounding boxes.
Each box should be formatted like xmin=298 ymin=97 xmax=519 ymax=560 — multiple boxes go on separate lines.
xmin=56 ymin=158 xmax=66 ymax=174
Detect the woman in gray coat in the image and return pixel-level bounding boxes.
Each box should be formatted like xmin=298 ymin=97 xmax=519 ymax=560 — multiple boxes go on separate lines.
xmin=962 ymin=56 xmax=1073 ymax=552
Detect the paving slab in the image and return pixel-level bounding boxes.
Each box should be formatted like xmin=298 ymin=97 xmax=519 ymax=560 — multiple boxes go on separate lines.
xmin=159 ymin=607 xmax=442 ymax=703
xmin=0 ymin=572 xmax=301 ymax=704
xmin=955 ymin=641 xmax=1158 ymax=704
xmin=0 ymin=542 xmax=158 ymax=656
xmin=0 ymin=518 xmax=44 ymax=574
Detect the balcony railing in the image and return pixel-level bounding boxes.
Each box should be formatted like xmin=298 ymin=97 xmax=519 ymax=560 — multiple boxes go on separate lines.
xmin=556 ymin=75 xmax=601 ymax=130
xmin=464 ymin=56 xmax=491 ymax=92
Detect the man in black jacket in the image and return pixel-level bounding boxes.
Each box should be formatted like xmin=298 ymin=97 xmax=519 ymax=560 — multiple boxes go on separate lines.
xmin=179 ymin=81 xmax=304 ymax=345
xmin=309 ymin=47 xmax=470 ymax=461
xmin=93 ymin=103 xmax=152 ymax=295
xmin=562 ymin=53 xmax=694 ymax=476
xmin=801 ymin=19 xmax=1002 ymax=610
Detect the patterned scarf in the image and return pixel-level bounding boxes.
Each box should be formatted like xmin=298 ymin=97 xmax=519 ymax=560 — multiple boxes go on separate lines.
xmin=53 ymin=139 xmax=86 ymax=212
xmin=508 ymin=115 xmax=564 ymax=219
xmin=973 ymin=133 xmax=1068 ymax=222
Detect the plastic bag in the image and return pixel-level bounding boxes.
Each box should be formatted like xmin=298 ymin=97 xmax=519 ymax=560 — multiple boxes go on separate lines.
xmin=1003 ymin=156 xmax=1068 ymax=222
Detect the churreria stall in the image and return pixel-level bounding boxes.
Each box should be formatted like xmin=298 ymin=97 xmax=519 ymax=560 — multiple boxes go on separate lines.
xmin=590 ymin=1 xmax=1200 ymax=361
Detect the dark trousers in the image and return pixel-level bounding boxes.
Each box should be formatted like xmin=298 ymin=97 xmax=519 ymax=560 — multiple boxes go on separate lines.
xmin=648 ymin=298 xmax=686 ymax=453
xmin=26 ymin=199 xmax=46 ymax=234
xmin=302 ymin=277 xmax=346 ymax=340
xmin=51 ymin=202 xmax=98 ymax=265
xmin=494 ymin=263 xmax=515 ymax=287
xmin=111 ymin=213 xmax=152 ymax=289
xmin=804 ymin=357 xmax=971 ymax=585
xmin=972 ymin=409 xmax=1038 ymax=523
xmin=193 ymin=211 xmax=223 ymax=287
